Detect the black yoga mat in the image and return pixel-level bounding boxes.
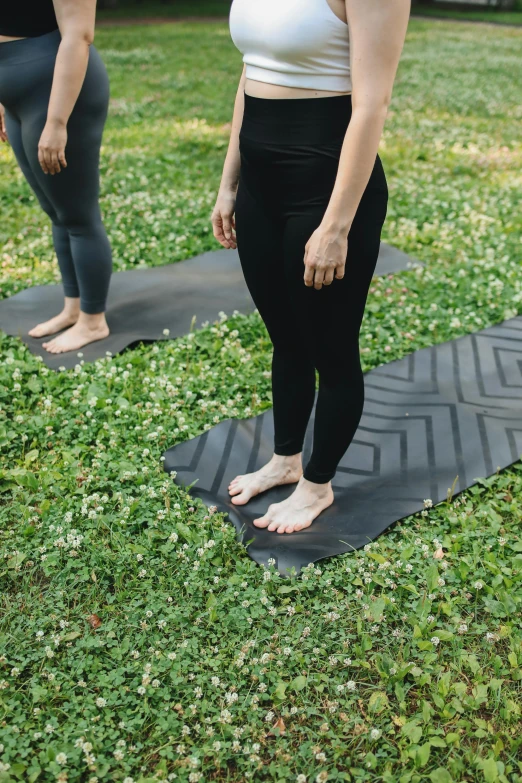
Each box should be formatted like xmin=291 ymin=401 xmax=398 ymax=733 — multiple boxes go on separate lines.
xmin=163 ymin=317 xmax=522 ymax=575
xmin=0 ymin=244 xmax=418 ymax=369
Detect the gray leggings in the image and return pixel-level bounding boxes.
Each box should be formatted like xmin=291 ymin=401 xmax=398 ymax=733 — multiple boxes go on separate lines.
xmin=0 ymin=30 xmax=112 ymax=314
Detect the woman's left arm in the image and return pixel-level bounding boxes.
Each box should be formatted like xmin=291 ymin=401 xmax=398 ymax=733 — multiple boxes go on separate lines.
xmin=38 ymin=0 xmax=97 ymax=175
xmin=304 ymin=0 xmax=410 ymax=289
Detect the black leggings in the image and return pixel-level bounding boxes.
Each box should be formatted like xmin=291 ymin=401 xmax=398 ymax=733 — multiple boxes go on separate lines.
xmin=235 ymin=94 xmax=388 ymax=484
xmin=0 ymin=30 xmax=112 ymax=314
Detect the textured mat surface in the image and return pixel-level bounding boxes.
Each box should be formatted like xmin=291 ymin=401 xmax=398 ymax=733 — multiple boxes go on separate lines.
xmin=163 ymin=317 xmax=522 ymax=574
xmin=0 ymin=244 xmax=418 ymax=369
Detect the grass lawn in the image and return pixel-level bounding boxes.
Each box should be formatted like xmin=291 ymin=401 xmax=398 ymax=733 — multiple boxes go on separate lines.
xmin=96 ymin=0 xmax=232 ymax=21
xmin=411 ymin=7 xmax=522 ymax=26
xmin=1 ymin=17 xmax=522 ymax=783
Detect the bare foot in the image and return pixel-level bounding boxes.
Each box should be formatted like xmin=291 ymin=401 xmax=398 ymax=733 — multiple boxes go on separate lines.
xmin=28 ymin=309 xmax=79 ymax=338
xmin=42 ymin=317 xmax=109 ymax=354
xmin=253 ymin=477 xmax=334 ymax=534
xmin=228 ymin=453 xmax=302 ymax=506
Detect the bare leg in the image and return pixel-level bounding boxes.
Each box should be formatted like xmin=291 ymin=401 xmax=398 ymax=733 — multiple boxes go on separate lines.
xmin=253 ymin=476 xmax=334 ymax=534
xmin=28 ymin=296 xmax=81 ymax=338
xmin=228 ymin=453 xmax=303 ymax=505
xmin=42 ymin=310 xmax=109 ymax=354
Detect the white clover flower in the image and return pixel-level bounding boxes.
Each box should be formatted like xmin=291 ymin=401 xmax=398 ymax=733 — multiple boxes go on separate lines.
xmin=431 ymin=637 xmax=440 ymax=647
xmin=370 ymin=729 xmax=382 ymax=740
xmin=474 ymin=580 xmax=483 ymax=590
xmin=95 ymin=697 xmax=107 ymax=708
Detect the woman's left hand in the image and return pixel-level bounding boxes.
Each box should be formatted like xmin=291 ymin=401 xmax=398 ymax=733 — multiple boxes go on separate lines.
xmin=303 ymin=224 xmax=348 ymax=290
xmin=38 ymin=120 xmax=68 ymax=175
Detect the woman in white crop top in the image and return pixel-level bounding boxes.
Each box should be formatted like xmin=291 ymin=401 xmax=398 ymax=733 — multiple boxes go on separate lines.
xmin=211 ymin=0 xmax=410 ymax=534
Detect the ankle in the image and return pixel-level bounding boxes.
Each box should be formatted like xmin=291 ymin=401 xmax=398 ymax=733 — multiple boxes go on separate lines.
xmin=77 ymin=312 xmax=107 ymax=330
xmin=300 ymin=476 xmax=332 ymax=493
xmin=63 ymin=297 xmax=80 ymax=317
xmin=271 ymin=453 xmax=303 ymax=471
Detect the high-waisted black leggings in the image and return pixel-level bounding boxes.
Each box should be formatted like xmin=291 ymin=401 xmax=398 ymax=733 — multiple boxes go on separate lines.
xmin=0 ymin=30 xmax=112 ymax=314
xmin=235 ymin=94 xmax=388 ymax=484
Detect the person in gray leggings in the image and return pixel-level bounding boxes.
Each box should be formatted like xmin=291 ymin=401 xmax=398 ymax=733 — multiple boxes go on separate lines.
xmin=0 ymin=0 xmax=112 ymax=354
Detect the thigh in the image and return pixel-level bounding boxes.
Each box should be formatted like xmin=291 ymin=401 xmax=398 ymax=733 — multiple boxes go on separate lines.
xmin=4 ymin=107 xmax=58 ymax=219
xmin=235 ymin=177 xmax=301 ymax=348
xmin=19 ymin=47 xmax=109 ymax=226
xmin=283 ymin=177 xmax=386 ymax=369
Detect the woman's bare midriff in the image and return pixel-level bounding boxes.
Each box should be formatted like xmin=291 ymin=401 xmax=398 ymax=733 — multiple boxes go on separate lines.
xmin=0 ymin=35 xmax=26 ymax=43
xmin=244 ymin=79 xmax=351 ymax=99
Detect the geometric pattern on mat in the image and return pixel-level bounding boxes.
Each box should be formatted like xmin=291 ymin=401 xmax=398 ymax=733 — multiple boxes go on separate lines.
xmin=163 ymin=317 xmax=522 ymax=575
xmin=0 ymin=243 xmax=419 ymax=370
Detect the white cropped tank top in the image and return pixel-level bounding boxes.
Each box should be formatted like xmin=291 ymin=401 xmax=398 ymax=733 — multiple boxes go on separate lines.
xmin=229 ymin=0 xmax=351 ymax=93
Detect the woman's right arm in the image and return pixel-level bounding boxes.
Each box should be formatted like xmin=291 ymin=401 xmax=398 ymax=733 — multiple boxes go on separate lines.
xmin=211 ymin=66 xmax=246 ymax=250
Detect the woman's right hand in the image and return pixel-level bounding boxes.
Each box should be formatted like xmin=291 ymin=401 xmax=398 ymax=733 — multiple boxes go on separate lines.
xmin=0 ymin=104 xmax=8 ymax=143
xmin=211 ymin=189 xmax=237 ymax=250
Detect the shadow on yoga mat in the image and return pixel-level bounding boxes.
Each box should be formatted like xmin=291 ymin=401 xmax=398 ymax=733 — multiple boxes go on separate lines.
xmin=163 ymin=317 xmax=522 ymax=575
xmin=0 ymin=244 xmax=418 ymax=370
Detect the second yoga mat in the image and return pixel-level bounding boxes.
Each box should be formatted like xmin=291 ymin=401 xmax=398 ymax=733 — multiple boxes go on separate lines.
xmin=0 ymin=244 xmax=419 ymax=369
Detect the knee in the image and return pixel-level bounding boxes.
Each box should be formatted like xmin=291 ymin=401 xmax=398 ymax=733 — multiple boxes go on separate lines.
xmin=315 ymin=346 xmax=361 ymax=387
xmin=54 ymin=201 xmax=101 ymax=233
xmin=36 ymin=199 xmax=59 ymax=224
xmin=273 ymin=340 xmax=311 ymax=369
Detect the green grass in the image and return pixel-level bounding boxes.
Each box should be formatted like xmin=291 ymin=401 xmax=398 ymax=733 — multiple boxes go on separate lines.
xmin=96 ymin=0 xmax=231 ymax=21
xmin=1 ymin=17 xmax=522 ymax=783
xmin=411 ymin=7 xmax=522 ymax=26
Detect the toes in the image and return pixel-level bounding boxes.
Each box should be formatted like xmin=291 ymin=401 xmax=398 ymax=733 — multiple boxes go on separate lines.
xmin=253 ymin=514 xmax=271 ymax=528
xmin=292 ymin=520 xmax=312 ymax=533
xmin=231 ymin=492 xmax=250 ymax=506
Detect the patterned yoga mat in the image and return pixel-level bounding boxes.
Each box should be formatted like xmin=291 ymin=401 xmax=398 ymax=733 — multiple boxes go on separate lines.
xmin=163 ymin=317 xmax=522 ymax=574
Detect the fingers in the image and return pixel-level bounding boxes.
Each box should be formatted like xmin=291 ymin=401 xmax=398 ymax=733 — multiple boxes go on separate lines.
xmin=323 ymin=267 xmax=335 ymax=286
xmin=221 ymin=216 xmax=237 ymax=249
xmin=303 ymin=254 xmax=315 ymax=287
xmin=0 ymin=110 xmax=7 ymax=143
xmin=38 ymin=146 xmax=48 ymax=175
xmin=49 ymin=150 xmax=61 ymax=175
xmin=335 ymin=262 xmax=346 ymax=280
xmin=38 ymin=146 xmax=63 ymax=175
xmin=211 ymin=214 xmax=237 ymax=250
xmin=313 ymin=268 xmax=325 ymax=290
